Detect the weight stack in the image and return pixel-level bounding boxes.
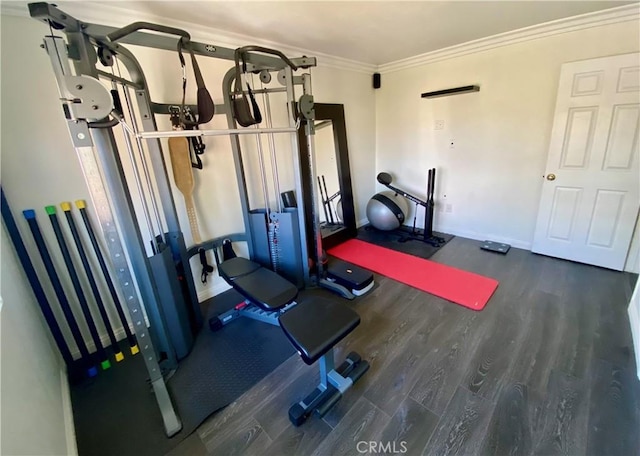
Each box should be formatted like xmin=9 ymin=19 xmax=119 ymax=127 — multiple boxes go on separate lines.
xmin=249 ymin=208 xmax=304 ymax=288
xmin=148 ymin=242 xmax=194 ymax=362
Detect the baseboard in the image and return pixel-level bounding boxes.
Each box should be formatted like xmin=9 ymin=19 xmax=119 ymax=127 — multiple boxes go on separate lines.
xmin=356 ymin=219 xmax=531 ymax=250
xmin=432 ymin=225 xmax=532 ymax=250
xmin=628 ymin=284 xmax=640 ymax=381
xmin=197 ymin=281 xmax=232 ymax=302
xmin=60 ymin=366 xmax=78 ymax=456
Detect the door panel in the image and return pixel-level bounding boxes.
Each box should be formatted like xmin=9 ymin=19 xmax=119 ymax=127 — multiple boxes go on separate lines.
xmin=618 ymin=66 xmax=640 ymax=92
xmin=548 ymin=187 xmax=582 ymax=240
xmin=572 ymin=71 xmax=604 ymax=96
xmin=603 ymin=104 xmax=639 ymax=169
xmin=561 ymin=107 xmax=598 ymax=168
xmin=586 ymin=190 xmax=625 ymax=248
xmin=532 ymin=53 xmax=640 ymax=270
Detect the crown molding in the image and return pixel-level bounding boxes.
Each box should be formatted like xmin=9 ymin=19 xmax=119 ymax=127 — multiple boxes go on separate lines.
xmin=0 ymin=1 xmax=376 ymax=74
xmin=3 ymin=2 xmax=637 ymax=75
xmin=378 ymin=3 xmax=640 ymax=74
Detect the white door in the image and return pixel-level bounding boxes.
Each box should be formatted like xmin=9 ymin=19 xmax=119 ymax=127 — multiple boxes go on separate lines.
xmin=532 ymin=53 xmax=640 ymax=270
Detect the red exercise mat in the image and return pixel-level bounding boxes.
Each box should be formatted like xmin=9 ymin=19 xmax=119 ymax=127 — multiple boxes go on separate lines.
xmin=328 ymin=239 xmax=498 ymax=310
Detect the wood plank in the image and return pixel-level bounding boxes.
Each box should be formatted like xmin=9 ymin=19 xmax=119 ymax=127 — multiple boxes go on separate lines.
xmin=261 ymin=417 xmax=333 ymax=456
xmin=252 ymin=364 xmax=320 ymax=440
xmin=312 ymin=397 xmax=391 ymax=456
xmin=321 ymin=309 xmax=410 ymax=428
xmin=362 ymin=275 xmax=421 ymax=320
xmin=409 ymin=310 xmax=484 ymax=415
xmin=553 ymin=295 xmax=597 ymax=380
xmin=461 ymin=309 xmax=524 ymax=402
xmin=586 ymin=359 xmax=640 ymax=456
xmin=551 ymin=265 xmax=600 ymax=379
xmin=480 ymin=382 xmax=540 ymax=456
xmin=591 ymin=272 xmax=636 ymax=370
xmin=532 ymin=369 xmax=589 ymax=456
xmin=202 ymin=416 xmax=271 ymax=456
xmin=363 ymin=298 xmax=459 ymax=416
xmin=378 ymin=397 xmax=440 ymax=455
xmin=534 ymin=254 xmax=573 ymax=297
xmin=323 ymin=287 xmax=444 ymax=427
xmin=422 ymin=386 xmax=495 ymax=456
xmin=508 ymin=291 xmax=561 ymax=393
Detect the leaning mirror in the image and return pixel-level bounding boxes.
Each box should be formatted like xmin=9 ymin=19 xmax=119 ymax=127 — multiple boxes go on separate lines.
xmin=315 ymin=120 xmax=344 ymax=236
xmin=298 ymin=103 xmax=357 ymax=250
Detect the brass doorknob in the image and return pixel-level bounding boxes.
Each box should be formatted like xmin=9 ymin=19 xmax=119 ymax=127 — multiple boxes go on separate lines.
xmin=546 ymin=173 xmax=556 ymax=181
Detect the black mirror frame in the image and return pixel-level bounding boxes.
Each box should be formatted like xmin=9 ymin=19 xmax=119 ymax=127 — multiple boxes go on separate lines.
xmin=298 ymin=103 xmax=357 ymax=251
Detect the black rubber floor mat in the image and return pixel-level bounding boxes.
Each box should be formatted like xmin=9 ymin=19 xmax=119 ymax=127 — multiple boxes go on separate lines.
xmin=71 ymin=289 xmax=295 ymax=456
xmin=167 ymin=306 xmax=296 ymax=437
xmin=356 ymin=225 xmax=454 ymax=260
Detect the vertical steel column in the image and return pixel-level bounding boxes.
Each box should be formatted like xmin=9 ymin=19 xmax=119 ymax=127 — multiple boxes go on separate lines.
xmin=43 ymin=35 xmax=181 ymax=436
xmin=65 ymin=34 xmax=180 ymax=368
xmin=284 ymin=67 xmax=313 ymax=287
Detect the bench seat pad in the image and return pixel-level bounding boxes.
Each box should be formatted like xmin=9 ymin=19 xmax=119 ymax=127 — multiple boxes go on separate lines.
xmin=279 ymin=297 xmax=360 ymax=365
xmin=220 ymin=257 xmax=297 ymax=310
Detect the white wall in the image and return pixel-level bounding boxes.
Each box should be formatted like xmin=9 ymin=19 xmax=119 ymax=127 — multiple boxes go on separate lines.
xmin=1 ymin=225 xmax=76 ymax=456
xmin=376 ymin=19 xmax=640 ymax=268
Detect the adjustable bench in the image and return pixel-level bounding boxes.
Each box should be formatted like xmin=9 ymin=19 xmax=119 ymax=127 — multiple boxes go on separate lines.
xmin=208 ymin=255 xmax=369 ymax=426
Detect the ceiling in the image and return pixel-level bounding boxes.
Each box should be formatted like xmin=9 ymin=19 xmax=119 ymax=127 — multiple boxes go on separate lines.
xmin=26 ymin=1 xmax=640 ymax=65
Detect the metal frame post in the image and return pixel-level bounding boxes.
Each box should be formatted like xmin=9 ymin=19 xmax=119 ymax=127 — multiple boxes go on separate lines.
xmin=42 ymin=33 xmax=182 ymax=436
xmin=284 ymin=67 xmax=313 ymax=287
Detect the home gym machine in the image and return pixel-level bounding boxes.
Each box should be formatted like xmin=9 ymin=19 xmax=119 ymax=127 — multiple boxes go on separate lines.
xmin=29 ymin=2 xmax=368 ymax=434
xmin=377 ymin=169 xmax=446 ymax=247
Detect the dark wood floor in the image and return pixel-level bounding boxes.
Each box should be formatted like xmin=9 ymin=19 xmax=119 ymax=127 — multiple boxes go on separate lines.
xmin=167 ymin=237 xmax=640 ymax=456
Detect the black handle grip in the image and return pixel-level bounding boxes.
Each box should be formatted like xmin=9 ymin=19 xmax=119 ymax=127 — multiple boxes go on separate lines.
xmin=108 ymin=22 xmax=190 ymax=42
xmin=236 ymin=45 xmax=298 ymax=71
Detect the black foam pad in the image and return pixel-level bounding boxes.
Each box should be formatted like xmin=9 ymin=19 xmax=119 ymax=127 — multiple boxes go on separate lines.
xmin=231 ymin=268 xmax=298 ymax=310
xmin=196 ymin=87 xmax=215 ymax=125
xmin=219 ymin=257 xmax=260 ymax=281
xmin=232 ymin=94 xmax=261 ymax=127
xmin=279 ymin=297 xmax=360 ymax=365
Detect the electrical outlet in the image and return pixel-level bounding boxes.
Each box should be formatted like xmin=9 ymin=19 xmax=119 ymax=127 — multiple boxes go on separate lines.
xmin=434 ymin=120 xmax=444 ymax=130
xmin=445 ymin=204 xmax=453 ymax=213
